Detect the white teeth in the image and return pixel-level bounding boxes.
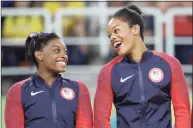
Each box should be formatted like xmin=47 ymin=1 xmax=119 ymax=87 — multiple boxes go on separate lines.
xmin=56 ymin=61 xmax=66 ymax=65
xmin=114 ymin=42 xmax=122 ymax=48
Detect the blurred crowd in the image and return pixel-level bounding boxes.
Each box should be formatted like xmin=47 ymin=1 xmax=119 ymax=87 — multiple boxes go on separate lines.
xmin=1 ymin=1 xmax=192 ymax=96
xmin=1 ymin=1 xmax=192 ymax=67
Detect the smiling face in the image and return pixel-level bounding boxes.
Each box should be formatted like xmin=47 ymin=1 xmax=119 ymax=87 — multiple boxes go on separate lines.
xmin=35 ymin=39 xmax=68 ymax=73
xmin=107 ymin=18 xmax=138 ymax=56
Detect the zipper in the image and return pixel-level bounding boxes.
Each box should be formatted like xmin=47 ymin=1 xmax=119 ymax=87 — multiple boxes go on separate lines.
xmin=51 ymin=79 xmax=60 ymax=123
xmin=52 ymin=98 xmax=57 ymax=123
xmin=138 ymin=64 xmax=146 ymax=128
xmin=50 ymin=84 xmax=57 ymax=123
xmin=138 ymin=64 xmax=145 ymax=102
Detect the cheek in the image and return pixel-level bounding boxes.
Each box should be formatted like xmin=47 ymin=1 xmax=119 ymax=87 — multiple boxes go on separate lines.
xmin=43 ymin=55 xmax=55 ymax=65
xmin=124 ymin=34 xmax=135 ymax=45
xmin=119 ymin=30 xmax=132 ymax=41
xmin=118 ymin=32 xmax=126 ymax=40
xmin=122 ymin=36 xmax=135 ymax=51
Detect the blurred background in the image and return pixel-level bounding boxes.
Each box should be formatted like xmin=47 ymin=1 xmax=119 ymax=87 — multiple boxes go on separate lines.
xmin=1 ymin=1 xmax=192 ymax=128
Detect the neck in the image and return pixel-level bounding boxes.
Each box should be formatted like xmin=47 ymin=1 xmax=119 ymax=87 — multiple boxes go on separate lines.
xmin=37 ymin=67 xmax=58 ymax=87
xmin=129 ymin=38 xmax=147 ymax=63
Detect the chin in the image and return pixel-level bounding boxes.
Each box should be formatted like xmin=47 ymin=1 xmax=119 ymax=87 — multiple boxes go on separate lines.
xmin=57 ymin=64 xmax=66 ymax=71
xmin=58 ymin=68 xmax=66 ymax=73
xmin=117 ymin=50 xmax=126 ymax=56
xmin=54 ymin=67 xmax=66 ymax=73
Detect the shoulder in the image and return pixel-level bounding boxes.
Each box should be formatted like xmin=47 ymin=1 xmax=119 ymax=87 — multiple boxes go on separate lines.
xmin=65 ymin=80 xmax=90 ymax=96
xmin=60 ymin=77 xmax=84 ymax=91
xmin=75 ymin=81 xmax=89 ymax=93
xmin=100 ymin=56 xmax=123 ymax=74
xmin=7 ymin=78 xmax=31 ymax=95
xmin=152 ymin=50 xmax=180 ymax=64
xmin=152 ymin=51 xmax=183 ymax=73
xmin=6 ymin=78 xmax=31 ymax=102
xmin=60 ymin=77 xmax=79 ymax=85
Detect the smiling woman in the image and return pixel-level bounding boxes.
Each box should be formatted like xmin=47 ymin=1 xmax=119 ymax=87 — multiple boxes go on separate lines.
xmin=107 ymin=5 xmax=146 ymax=60
xmin=25 ymin=32 xmax=68 ymax=77
xmin=94 ymin=5 xmax=191 ymax=128
xmin=4 ymin=32 xmax=93 ymax=128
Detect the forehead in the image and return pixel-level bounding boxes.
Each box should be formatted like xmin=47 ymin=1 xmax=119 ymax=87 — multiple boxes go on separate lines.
xmin=47 ymin=39 xmax=67 ymax=49
xmin=108 ymin=18 xmax=128 ymax=30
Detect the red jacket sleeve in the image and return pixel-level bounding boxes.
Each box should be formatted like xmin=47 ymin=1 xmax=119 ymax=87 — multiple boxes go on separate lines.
xmin=169 ymin=57 xmax=191 ymax=128
xmin=94 ymin=66 xmax=113 ymax=128
xmin=153 ymin=51 xmax=191 ymax=128
xmin=5 ymin=81 xmax=25 ymax=128
xmin=76 ymin=81 xmax=93 ymax=128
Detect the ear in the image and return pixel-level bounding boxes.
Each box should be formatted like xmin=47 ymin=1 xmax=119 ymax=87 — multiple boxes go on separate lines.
xmin=34 ymin=51 xmax=43 ymax=61
xmin=132 ymin=24 xmax=140 ymax=35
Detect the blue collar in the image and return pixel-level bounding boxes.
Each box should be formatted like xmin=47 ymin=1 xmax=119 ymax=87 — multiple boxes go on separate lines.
xmin=123 ymin=49 xmax=153 ymax=63
xmin=32 ymin=73 xmax=62 ymax=88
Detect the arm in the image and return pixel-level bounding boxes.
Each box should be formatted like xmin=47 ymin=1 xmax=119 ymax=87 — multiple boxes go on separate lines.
xmin=76 ymin=81 xmax=93 ymax=128
xmin=170 ymin=57 xmax=191 ymax=128
xmin=5 ymin=82 xmax=24 ymax=128
xmin=94 ymin=67 xmax=113 ymax=128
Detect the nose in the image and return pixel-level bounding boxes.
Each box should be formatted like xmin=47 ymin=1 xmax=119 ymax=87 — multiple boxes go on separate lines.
xmin=60 ymin=52 xmax=68 ymax=61
xmin=63 ymin=54 xmax=68 ymax=61
xmin=110 ymin=33 xmax=117 ymax=42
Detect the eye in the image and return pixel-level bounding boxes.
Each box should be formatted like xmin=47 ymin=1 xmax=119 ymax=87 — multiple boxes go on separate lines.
xmin=53 ymin=49 xmax=60 ymax=52
xmin=65 ymin=50 xmax=68 ymax=55
xmin=107 ymin=33 xmax=111 ymax=38
xmin=114 ymin=29 xmax=119 ymax=34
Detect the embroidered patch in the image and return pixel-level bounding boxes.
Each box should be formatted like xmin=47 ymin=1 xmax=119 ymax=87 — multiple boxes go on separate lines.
xmin=149 ymin=68 xmax=164 ymax=82
xmin=60 ymin=87 xmax=75 ymax=100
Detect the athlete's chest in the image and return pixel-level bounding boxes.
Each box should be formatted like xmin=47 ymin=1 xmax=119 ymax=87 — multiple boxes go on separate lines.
xmin=111 ymin=60 xmax=171 ymax=102
xmin=21 ymin=79 xmax=79 ymax=123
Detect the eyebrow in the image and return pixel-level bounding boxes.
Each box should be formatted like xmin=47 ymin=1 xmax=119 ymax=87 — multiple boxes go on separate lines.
xmin=53 ymin=45 xmax=60 ymax=48
xmin=53 ymin=45 xmax=68 ymax=51
xmin=107 ymin=25 xmax=119 ymax=34
xmin=112 ymin=25 xmax=119 ymax=29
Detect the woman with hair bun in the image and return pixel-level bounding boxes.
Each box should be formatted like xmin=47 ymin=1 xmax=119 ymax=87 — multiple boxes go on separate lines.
xmin=5 ymin=32 xmax=93 ymax=128
xmin=94 ymin=5 xmax=190 ymax=128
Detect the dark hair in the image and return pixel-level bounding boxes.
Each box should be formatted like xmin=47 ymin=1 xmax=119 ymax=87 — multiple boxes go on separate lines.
xmin=25 ymin=32 xmax=60 ymax=67
xmin=112 ymin=5 xmax=145 ymax=40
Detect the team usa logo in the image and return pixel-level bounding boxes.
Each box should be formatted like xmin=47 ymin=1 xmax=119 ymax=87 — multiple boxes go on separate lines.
xmin=60 ymin=87 xmax=75 ymax=100
xmin=149 ymin=68 xmax=164 ymax=82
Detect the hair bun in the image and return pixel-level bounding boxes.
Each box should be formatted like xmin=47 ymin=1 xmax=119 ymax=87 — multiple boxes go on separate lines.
xmin=29 ymin=32 xmax=38 ymax=38
xmin=127 ymin=5 xmax=142 ymax=15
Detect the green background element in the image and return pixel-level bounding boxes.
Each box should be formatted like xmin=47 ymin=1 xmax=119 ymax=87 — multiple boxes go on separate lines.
xmin=1 ymin=94 xmax=192 ymax=128
xmin=2 ymin=97 xmax=6 ymax=128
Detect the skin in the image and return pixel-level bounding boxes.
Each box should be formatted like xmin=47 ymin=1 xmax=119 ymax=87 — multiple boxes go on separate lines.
xmin=34 ymin=38 xmax=68 ymax=86
xmin=107 ymin=18 xmax=147 ymax=63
